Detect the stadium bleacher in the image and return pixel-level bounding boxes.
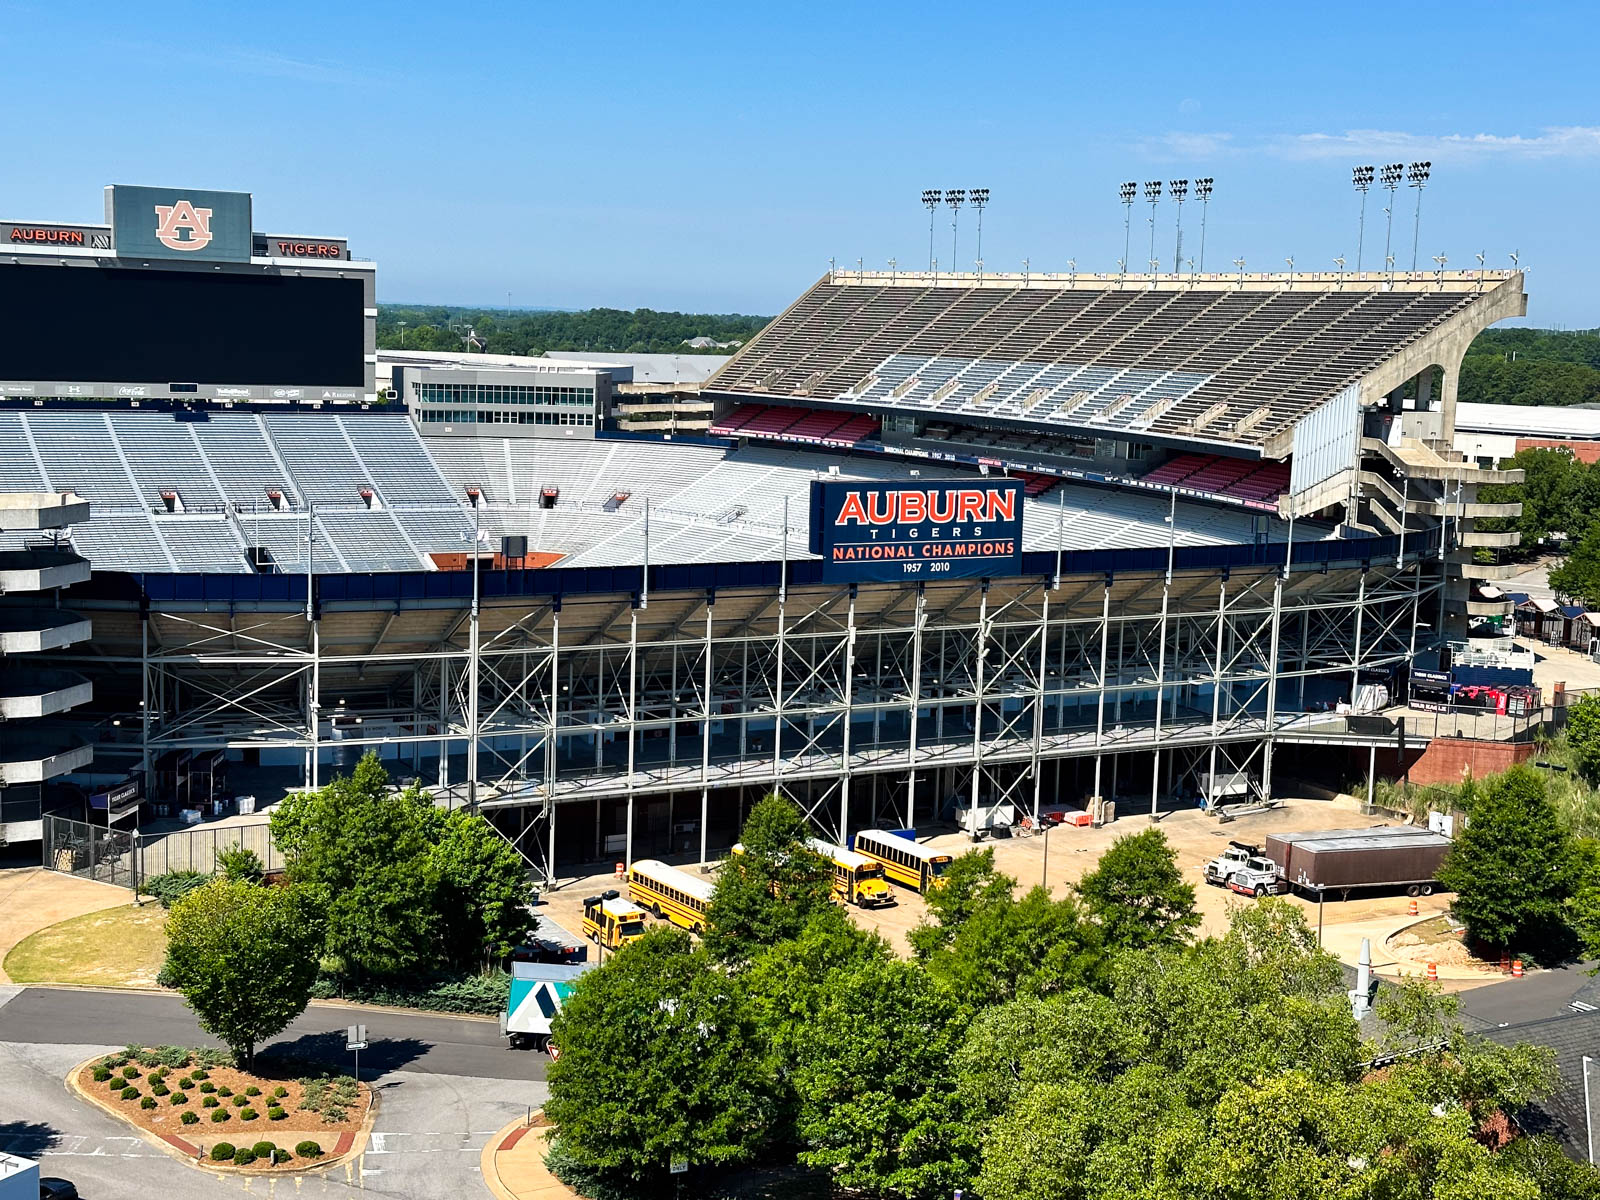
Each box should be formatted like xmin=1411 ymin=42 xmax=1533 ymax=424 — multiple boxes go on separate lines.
xmin=710 ymin=404 xmax=881 ymax=448
xmin=1141 ymin=453 xmax=1291 ymax=503
xmin=707 ymin=278 xmax=1486 ymax=448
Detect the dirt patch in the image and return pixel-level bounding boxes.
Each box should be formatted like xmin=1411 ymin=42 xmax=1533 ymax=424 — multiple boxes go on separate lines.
xmin=74 ymin=1047 xmax=369 ymax=1165
xmin=0 ymin=868 xmax=136 ymax=984
xmin=5 ymin=902 xmax=167 ymax=986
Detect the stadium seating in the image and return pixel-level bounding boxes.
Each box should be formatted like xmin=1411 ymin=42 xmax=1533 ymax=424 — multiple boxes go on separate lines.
xmin=1139 ymin=453 xmax=1291 ymax=503
xmin=711 ymin=404 xmax=881 ymax=448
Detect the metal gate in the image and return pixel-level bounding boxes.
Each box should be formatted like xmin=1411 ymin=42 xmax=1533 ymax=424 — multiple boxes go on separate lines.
xmin=42 ymin=815 xmax=137 ymax=889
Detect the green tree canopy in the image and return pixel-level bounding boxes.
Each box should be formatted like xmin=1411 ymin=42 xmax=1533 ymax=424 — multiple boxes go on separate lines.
xmin=926 ymin=884 xmax=1103 ymax=1006
xmin=1437 ymin=766 xmax=1582 ymax=959
xmin=421 ymin=806 xmax=535 ymax=967
xmin=703 ymin=795 xmax=836 ymax=965
xmin=1074 ymin=827 xmax=1199 ymax=953
xmin=1563 ymin=694 xmax=1600 ymax=785
xmin=163 ymin=877 xmax=324 ymax=1068
xmin=375 ymin=304 xmax=771 ymax=359
xmin=1551 ymin=524 xmax=1600 ymax=605
xmin=544 ymin=928 xmax=776 ymax=1191
xmin=907 ymin=846 xmax=1015 ymax=958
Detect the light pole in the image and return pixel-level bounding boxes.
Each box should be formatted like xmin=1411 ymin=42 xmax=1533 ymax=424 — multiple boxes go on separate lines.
xmin=921 ymin=189 xmax=942 ymax=271
xmin=1408 ymin=160 xmax=1431 ymax=272
xmin=1351 ymin=165 xmax=1374 ymax=276
xmin=1144 ymin=180 xmax=1162 ymax=273
xmin=945 ymin=188 xmax=966 ymax=274
xmin=1169 ymin=178 xmax=1188 ymax=273
xmin=1583 ymin=1054 xmax=1594 ymax=1165
xmin=1119 ymin=182 xmax=1137 ymax=277
xmin=397 ymin=320 xmax=407 ymax=348
xmin=1194 ymin=177 xmax=1213 ymax=272
xmin=1380 ymin=162 xmax=1403 ymax=283
xmin=969 ymin=188 xmax=990 ymax=268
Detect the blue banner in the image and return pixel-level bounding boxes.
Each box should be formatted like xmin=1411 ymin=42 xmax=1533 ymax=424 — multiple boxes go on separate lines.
xmin=808 ymin=478 xmax=1023 ymax=583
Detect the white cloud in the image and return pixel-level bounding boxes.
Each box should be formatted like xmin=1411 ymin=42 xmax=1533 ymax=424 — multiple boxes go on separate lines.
xmin=1139 ymin=126 xmax=1600 ymax=164
xmin=1138 ymin=131 xmax=1236 ymax=159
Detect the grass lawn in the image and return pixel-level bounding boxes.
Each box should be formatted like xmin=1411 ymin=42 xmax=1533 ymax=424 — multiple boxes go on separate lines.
xmin=4 ymin=903 xmax=167 ymax=987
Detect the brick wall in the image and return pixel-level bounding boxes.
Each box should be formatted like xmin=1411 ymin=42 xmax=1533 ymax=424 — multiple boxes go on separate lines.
xmin=1515 ymin=437 xmax=1600 ymax=464
xmin=1397 ymin=737 xmax=1535 ymax=786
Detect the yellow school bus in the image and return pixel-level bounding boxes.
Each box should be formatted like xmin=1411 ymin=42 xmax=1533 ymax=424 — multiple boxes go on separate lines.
xmin=806 ymin=837 xmax=894 ymax=907
xmin=628 ymin=859 xmax=715 ymax=934
xmin=581 ymin=893 xmax=650 ymax=950
xmin=852 ymin=829 xmax=953 ymax=894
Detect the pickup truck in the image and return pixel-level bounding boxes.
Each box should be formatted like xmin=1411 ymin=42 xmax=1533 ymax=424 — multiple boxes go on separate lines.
xmin=1203 ymin=841 xmax=1286 ymax=897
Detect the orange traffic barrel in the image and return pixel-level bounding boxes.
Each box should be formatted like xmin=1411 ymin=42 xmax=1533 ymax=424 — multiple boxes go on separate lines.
xmin=1426 ymin=962 xmax=1438 ymax=981
xmin=1512 ymin=958 xmax=1524 ymax=978
xmin=1407 ymin=898 xmax=1419 ymax=916
xmin=615 ymin=862 xmax=625 ymax=879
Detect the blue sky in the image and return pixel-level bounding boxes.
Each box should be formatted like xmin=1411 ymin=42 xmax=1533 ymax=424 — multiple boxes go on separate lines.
xmin=5 ymin=0 xmax=1597 ymax=324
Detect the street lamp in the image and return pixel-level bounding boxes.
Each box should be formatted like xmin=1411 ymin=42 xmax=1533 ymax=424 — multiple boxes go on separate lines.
xmin=945 ymin=188 xmax=967 ymax=274
xmin=1408 ymin=160 xmax=1432 ymax=272
xmin=921 ymin=189 xmax=942 ymax=271
xmin=1351 ymin=165 xmax=1374 ymax=275
xmin=1194 ymin=177 xmax=1213 ymax=272
xmin=969 ymin=188 xmax=990 ymax=268
xmin=1143 ymin=180 xmax=1162 ymax=274
xmin=1118 ymin=181 xmax=1137 ymax=277
xmin=1168 ymin=178 xmax=1188 ymax=273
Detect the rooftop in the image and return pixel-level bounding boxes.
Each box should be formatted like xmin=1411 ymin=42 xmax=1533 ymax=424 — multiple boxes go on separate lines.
xmin=541 ymin=351 xmax=731 ymax=385
xmin=1454 ymin=401 xmax=1600 ymax=440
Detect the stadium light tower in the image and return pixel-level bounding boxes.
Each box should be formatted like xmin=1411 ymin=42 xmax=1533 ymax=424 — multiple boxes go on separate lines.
xmin=1194 ymin=177 xmax=1213 ymax=272
xmin=1169 ymin=179 xmax=1188 ymax=274
xmin=921 ymin=189 xmax=942 ymax=271
xmin=945 ymin=189 xmax=966 ymax=274
xmin=969 ymin=188 xmax=990 ymax=267
xmin=1380 ymin=163 xmax=1403 ymax=284
xmin=1143 ymin=180 xmax=1162 ymax=274
xmin=1118 ymin=182 xmax=1137 ymax=277
xmin=1351 ymin=165 xmax=1374 ymax=275
xmin=1407 ymin=161 xmax=1431 ymax=272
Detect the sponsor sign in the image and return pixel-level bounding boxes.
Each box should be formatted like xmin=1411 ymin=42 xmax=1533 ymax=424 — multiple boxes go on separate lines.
xmin=90 ymin=780 xmax=142 ymax=817
xmin=808 ymin=478 xmax=1023 ymax=583
xmin=107 ymin=184 xmax=252 ymax=262
xmin=1409 ymin=667 xmax=1451 ymax=713
xmin=2 ymin=222 xmax=111 ymax=250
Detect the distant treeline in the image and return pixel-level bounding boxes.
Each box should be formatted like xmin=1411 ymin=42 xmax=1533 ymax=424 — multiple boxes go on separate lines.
xmin=376 ymin=305 xmax=772 ymax=357
xmin=1460 ymin=327 xmax=1600 ymax=407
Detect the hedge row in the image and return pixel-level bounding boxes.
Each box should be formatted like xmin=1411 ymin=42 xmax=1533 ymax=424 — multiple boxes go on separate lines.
xmin=308 ymin=969 xmax=510 ymax=1015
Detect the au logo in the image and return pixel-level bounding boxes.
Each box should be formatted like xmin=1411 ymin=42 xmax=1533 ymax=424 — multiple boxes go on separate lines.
xmin=152 ymin=200 xmax=214 ymax=252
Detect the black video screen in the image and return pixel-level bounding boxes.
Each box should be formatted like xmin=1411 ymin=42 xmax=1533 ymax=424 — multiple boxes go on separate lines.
xmin=0 ymin=263 xmax=364 ymax=386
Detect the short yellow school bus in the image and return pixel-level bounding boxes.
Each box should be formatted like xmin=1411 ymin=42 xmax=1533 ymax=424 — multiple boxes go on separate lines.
xmin=851 ymin=829 xmax=953 ymax=894
xmin=628 ymin=858 xmax=715 ymax=934
xmin=806 ymin=837 xmax=894 ymax=907
xmin=582 ymin=893 xmax=650 ymax=950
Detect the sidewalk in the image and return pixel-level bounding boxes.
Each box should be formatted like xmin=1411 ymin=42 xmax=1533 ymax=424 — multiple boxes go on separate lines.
xmin=0 ymin=867 xmax=133 ymax=984
xmin=481 ymin=1114 xmax=581 ymax=1200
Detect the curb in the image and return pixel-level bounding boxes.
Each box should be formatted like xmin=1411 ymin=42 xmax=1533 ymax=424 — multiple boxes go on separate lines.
xmin=482 ymin=1111 xmax=581 ymax=1200
xmin=65 ymin=1053 xmax=379 ymax=1177
xmin=11 ymin=982 xmax=502 ymax=1022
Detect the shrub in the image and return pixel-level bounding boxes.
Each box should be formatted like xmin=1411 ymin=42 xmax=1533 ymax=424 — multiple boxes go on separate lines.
xmin=154 ymin=1045 xmax=191 ymax=1069
xmin=211 ymin=1109 xmax=230 ymax=1123
xmin=199 ymin=1082 xmax=216 ymax=1093
xmin=241 ymin=1108 xmax=258 ymax=1121
xmin=190 ymin=1068 xmax=211 ymax=1080
xmin=244 ymin=1085 xmax=261 ymax=1097
xmin=268 ymin=1107 xmax=287 ymax=1121
xmin=140 ymin=1096 xmax=157 ymax=1110
xmin=119 ymin=1086 xmax=138 ymax=1100
xmin=180 ymin=1110 xmax=199 ymax=1125
xmin=143 ymin=870 xmax=209 ymax=909
xmin=231 ymin=1095 xmax=249 ymax=1107
xmin=273 ymin=1149 xmax=291 ymax=1164
xmin=177 ymin=1075 xmax=193 ymax=1088
xmin=295 ymin=1140 xmax=323 ymax=1159
xmin=193 ymin=1048 xmax=230 ymax=1069
xmin=218 ymin=842 xmax=266 ymax=884
xmin=322 ymin=1106 xmax=347 ymax=1124
xmin=272 ymin=1086 xmax=288 ymax=1099
xmin=170 ymin=1092 xmax=188 ymax=1106
xmin=152 ymin=1083 xmax=169 ymax=1097
xmin=251 ymin=1141 xmax=276 ymax=1160
xmin=210 ymin=1142 xmax=235 ymax=1161
xmin=135 ymin=1047 xmax=161 ymax=1068
xmin=93 ymin=1067 xmax=111 ymax=1082
xmin=203 ymin=1096 xmax=220 ymax=1108
xmin=121 ymin=1066 xmax=141 ymax=1079
xmin=217 ymin=1085 xmax=233 ymax=1097
xmin=233 ymin=1146 xmax=256 ymax=1166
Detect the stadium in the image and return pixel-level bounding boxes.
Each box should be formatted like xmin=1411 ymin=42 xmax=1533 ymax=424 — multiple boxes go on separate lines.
xmin=0 ymin=183 xmax=1527 ymax=881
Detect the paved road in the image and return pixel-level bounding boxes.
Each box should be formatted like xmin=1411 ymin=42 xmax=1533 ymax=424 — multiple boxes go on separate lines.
xmin=1458 ymin=960 xmax=1600 ymax=1028
xmin=0 ymin=985 xmax=547 ymax=1081
xmin=0 ymin=986 xmax=548 ymax=1199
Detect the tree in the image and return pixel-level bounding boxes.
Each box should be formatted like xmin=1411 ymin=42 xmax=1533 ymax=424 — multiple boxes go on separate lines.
xmin=1074 ymin=828 xmax=1198 ymax=953
xmin=422 ymin=807 xmax=535 ymax=967
xmin=908 ymin=846 xmax=1015 ymax=958
xmin=927 ymin=885 xmax=1102 ymax=1006
xmin=703 ymin=795 xmax=834 ymax=965
xmin=1565 ymin=694 xmax=1600 ymax=784
xmin=163 ymin=877 xmax=323 ymax=1068
xmin=1438 ymin=766 xmax=1582 ymax=959
xmin=793 ymin=956 xmax=975 ymax=1197
xmin=269 ymin=753 xmax=439 ymax=977
xmin=1551 ymin=525 xmax=1600 ymax=606
xmin=544 ymin=929 xmax=776 ymax=1193
xmin=1571 ymin=838 xmax=1600 ymax=963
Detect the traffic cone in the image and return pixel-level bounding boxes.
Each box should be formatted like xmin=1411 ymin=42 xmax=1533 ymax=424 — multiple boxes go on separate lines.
xmin=1512 ymin=958 xmax=1524 ymax=978
xmin=614 ymin=862 xmax=625 ymax=880
xmin=1407 ymin=897 xmax=1419 ymax=916
xmin=1426 ymin=962 xmax=1438 ymax=981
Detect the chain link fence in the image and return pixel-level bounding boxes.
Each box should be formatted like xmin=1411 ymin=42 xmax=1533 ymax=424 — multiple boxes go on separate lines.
xmin=42 ymin=816 xmax=137 ymax=889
